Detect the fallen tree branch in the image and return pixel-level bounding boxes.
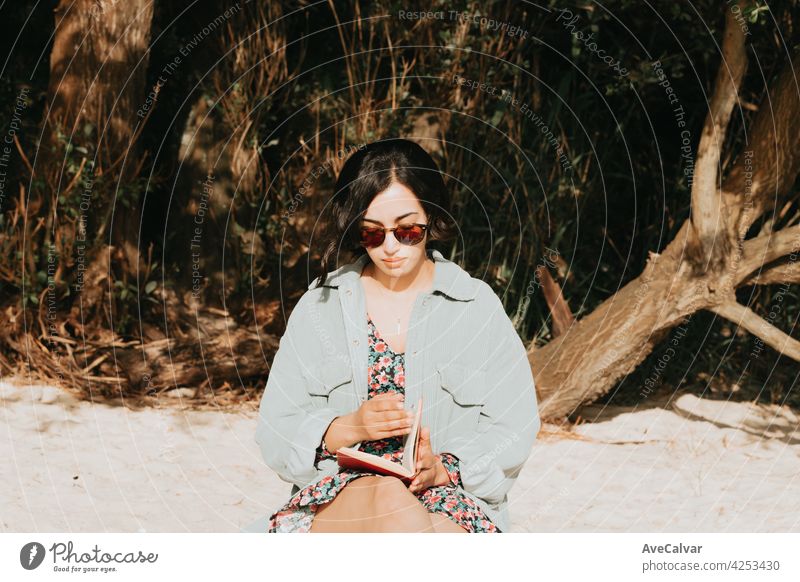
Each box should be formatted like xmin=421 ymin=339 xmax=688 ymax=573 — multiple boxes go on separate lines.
xmin=709 ymin=300 xmax=800 ymax=361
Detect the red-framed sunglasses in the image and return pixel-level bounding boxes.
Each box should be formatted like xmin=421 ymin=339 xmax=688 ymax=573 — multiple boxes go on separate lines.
xmin=358 ymin=223 xmax=429 ymax=248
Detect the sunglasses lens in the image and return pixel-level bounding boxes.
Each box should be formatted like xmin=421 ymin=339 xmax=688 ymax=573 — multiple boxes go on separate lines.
xmin=395 ymin=225 xmax=425 ymax=245
xmin=359 ymin=224 xmax=426 ymax=247
xmin=359 ymin=228 xmax=385 ymax=248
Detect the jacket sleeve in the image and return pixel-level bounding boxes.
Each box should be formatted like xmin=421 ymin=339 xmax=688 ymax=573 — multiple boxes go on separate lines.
xmin=254 ymin=293 xmax=342 ymax=488
xmin=438 ymin=288 xmax=541 ymax=505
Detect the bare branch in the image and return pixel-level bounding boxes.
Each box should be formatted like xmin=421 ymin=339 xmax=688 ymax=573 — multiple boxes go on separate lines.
xmin=736 ymin=224 xmax=800 ymax=285
xmin=722 ymin=49 xmax=800 ymax=234
xmin=709 ymin=301 xmax=800 ymax=361
xmin=690 ymin=3 xmax=749 ymax=259
xmin=537 ymin=265 xmax=574 ymax=338
xmin=740 ymin=260 xmax=800 ymax=286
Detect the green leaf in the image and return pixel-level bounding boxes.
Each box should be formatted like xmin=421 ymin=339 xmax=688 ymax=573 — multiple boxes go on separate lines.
xmin=145 ymin=280 xmax=157 ymax=294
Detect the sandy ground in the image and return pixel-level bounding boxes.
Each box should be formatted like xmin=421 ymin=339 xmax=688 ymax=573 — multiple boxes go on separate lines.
xmin=2 ymin=377 xmax=799 ymax=532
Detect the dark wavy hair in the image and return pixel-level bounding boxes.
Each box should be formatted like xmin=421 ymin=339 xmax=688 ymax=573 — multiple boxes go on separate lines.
xmin=314 ymin=138 xmax=456 ymax=287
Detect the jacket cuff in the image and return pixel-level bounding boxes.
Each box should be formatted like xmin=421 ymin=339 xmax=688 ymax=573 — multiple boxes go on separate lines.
xmin=438 ymin=452 xmax=462 ymax=488
xmin=288 ymin=407 xmax=341 ymax=486
xmin=438 ymin=435 xmax=508 ymax=503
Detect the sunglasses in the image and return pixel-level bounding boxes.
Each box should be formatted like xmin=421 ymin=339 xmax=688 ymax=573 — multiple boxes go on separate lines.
xmin=358 ymin=222 xmax=429 ymax=248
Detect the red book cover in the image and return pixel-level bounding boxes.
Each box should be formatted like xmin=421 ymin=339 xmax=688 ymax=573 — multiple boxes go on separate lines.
xmin=336 ymin=396 xmax=423 ymax=484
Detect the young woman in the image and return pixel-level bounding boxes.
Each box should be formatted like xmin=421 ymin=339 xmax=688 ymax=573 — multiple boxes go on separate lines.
xmin=255 ymin=138 xmax=540 ymax=532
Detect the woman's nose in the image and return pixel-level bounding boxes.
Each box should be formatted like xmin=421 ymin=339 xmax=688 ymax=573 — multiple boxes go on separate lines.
xmin=383 ymin=230 xmax=400 ymax=252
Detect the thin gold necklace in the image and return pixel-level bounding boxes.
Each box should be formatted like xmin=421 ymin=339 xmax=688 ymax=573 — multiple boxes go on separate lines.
xmin=371 ymin=278 xmax=408 ymax=335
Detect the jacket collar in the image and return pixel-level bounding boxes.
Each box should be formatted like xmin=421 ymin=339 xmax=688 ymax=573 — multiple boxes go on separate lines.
xmin=309 ymin=248 xmax=479 ymax=301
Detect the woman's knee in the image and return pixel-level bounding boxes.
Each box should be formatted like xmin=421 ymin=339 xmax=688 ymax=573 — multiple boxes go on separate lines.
xmin=315 ymin=475 xmax=431 ymax=532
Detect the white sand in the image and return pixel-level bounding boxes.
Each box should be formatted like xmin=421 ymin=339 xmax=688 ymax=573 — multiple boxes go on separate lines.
xmin=2 ymin=378 xmax=799 ymax=532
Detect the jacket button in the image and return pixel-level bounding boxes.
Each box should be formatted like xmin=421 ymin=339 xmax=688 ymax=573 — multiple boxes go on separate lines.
xmin=346 ymin=289 xmax=352 ymax=296
xmin=353 ymin=339 xmax=359 ymax=346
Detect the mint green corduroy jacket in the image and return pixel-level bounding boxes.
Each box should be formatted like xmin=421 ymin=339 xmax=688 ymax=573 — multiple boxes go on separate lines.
xmin=255 ymin=249 xmax=541 ymax=532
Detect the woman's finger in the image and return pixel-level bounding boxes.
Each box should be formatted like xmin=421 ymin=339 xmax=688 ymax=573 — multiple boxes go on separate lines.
xmin=386 ymin=427 xmax=413 ymax=437
xmin=410 ymin=471 xmax=428 ymax=492
xmin=379 ymin=417 xmax=414 ymax=430
xmin=416 ymin=453 xmax=435 ymax=472
xmin=419 ymin=426 xmax=430 ymax=442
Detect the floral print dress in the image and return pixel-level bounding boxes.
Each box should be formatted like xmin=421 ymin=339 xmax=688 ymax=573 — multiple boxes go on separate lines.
xmin=266 ymin=315 xmax=500 ymax=533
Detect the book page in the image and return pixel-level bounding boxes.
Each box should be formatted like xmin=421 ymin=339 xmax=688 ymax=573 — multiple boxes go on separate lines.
xmin=402 ymin=397 xmax=423 ymax=473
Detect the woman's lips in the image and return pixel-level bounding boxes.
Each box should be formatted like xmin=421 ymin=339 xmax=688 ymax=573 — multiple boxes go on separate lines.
xmin=382 ymin=257 xmax=405 ymax=265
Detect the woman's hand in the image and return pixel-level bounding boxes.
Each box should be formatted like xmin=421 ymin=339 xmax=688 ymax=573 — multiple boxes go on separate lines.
xmin=351 ymin=392 xmax=415 ymax=442
xmin=409 ymin=426 xmax=451 ymax=494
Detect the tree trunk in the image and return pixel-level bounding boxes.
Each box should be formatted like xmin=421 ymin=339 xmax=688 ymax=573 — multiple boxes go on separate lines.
xmin=40 ymin=0 xmax=155 ymax=281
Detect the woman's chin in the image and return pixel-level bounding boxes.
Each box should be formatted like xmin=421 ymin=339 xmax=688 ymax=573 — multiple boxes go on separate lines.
xmin=378 ymin=266 xmax=404 ymax=279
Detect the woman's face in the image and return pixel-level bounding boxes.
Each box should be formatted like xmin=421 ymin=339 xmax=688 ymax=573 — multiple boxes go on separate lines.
xmin=360 ymin=181 xmax=429 ymax=280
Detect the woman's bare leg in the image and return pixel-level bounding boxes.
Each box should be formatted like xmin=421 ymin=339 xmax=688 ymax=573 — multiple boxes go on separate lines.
xmin=310 ymin=475 xmax=435 ymax=532
xmin=368 ymin=477 xmax=438 ymax=532
xmin=427 ymin=512 xmax=469 ymax=533
xmin=310 ymin=475 xmax=383 ymax=532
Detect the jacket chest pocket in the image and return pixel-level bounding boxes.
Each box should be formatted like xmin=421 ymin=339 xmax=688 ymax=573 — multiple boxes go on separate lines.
xmin=305 ymin=357 xmax=355 ymax=411
xmin=436 ymin=363 xmax=487 ymax=435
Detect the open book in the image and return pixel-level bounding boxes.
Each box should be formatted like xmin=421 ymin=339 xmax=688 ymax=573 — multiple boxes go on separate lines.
xmin=336 ymin=396 xmax=423 ymax=484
